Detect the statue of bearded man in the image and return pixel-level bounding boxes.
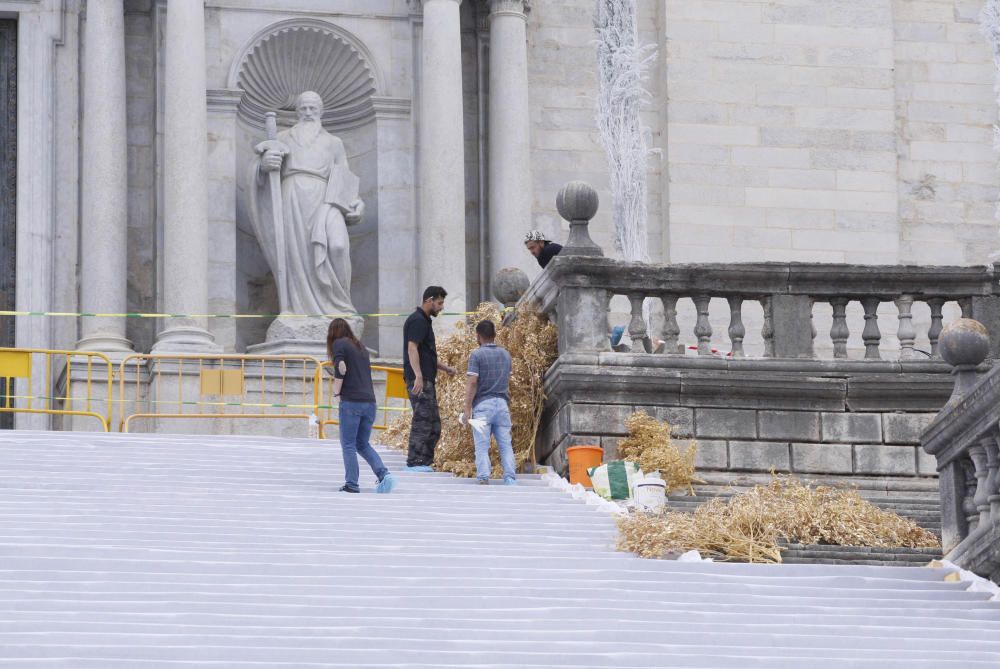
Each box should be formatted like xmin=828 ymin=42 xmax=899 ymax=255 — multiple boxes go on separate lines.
xmin=246 ymin=91 xmax=364 ymax=341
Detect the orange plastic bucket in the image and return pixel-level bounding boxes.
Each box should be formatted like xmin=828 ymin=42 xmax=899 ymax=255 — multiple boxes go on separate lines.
xmin=566 ymin=445 xmax=604 ymax=487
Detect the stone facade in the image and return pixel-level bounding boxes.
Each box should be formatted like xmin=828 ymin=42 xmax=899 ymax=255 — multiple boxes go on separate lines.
xmin=5 ymin=0 xmax=999 ymax=360
xmin=526 ymin=0 xmax=999 ymax=270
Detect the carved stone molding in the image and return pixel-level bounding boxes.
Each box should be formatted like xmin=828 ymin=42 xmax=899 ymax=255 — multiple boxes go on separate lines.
xmin=206 ymin=89 xmax=245 ymax=115
xmin=489 ymin=0 xmax=530 ymax=17
xmin=228 ymin=19 xmax=381 ymax=128
xmin=371 ymin=96 xmax=413 ymax=120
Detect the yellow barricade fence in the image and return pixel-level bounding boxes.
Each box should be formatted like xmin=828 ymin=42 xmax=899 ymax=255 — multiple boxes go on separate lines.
xmin=117 ymin=354 xmax=324 ymax=434
xmin=0 ymin=348 xmax=113 ymax=431
xmin=318 ymin=363 xmax=411 ymax=437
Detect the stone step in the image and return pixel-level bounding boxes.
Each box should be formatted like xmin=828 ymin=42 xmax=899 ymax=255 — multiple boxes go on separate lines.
xmin=0 ymin=431 xmax=996 ymax=668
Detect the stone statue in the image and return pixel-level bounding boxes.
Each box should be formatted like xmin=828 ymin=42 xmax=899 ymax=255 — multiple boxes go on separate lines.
xmin=246 ymin=91 xmax=365 ymax=345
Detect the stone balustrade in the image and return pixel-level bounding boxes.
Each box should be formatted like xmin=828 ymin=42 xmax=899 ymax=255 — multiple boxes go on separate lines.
xmin=922 ymin=320 xmax=1000 ymax=581
xmin=522 ymin=182 xmax=1000 ymax=491
xmin=522 ymin=183 xmax=1000 ymax=362
xmin=525 ymin=258 xmax=1000 ymax=361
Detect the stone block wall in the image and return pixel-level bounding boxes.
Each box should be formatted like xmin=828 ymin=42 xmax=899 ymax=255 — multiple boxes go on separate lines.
xmin=663 ymin=0 xmax=900 ymax=265
xmin=526 ymin=0 xmax=999 ymax=268
xmin=894 ymin=0 xmax=998 ymax=265
xmin=536 ymin=355 xmax=949 ymax=480
xmin=543 ymin=401 xmax=938 ymax=479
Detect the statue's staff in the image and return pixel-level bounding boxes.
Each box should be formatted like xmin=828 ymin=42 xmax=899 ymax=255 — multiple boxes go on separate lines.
xmin=256 ymin=112 xmax=290 ymax=310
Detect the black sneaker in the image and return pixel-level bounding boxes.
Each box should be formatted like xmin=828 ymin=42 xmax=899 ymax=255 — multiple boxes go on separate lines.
xmin=339 ymin=485 xmax=360 ymax=494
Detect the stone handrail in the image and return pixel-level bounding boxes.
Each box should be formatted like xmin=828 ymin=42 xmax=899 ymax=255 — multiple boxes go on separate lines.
xmin=922 ymin=320 xmax=1000 ymax=580
xmin=521 ymin=182 xmax=1000 ymax=361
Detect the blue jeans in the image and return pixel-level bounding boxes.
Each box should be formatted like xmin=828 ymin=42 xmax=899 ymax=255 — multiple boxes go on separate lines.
xmin=338 ymin=401 xmax=388 ymax=490
xmin=472 ymin=397 xmax=516 ymax=482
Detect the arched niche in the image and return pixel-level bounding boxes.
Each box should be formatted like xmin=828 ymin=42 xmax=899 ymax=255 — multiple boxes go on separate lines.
xmin=228 ymin=18 xmax=384 ymax=131
xmin=229 ymin=19 xmax=387 ymax=351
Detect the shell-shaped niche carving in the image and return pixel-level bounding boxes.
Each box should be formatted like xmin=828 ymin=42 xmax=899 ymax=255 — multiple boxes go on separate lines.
xmin=236 ymin=23 xmax=377 ymax=127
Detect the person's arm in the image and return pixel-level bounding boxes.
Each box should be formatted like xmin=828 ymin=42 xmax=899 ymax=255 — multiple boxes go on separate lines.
xmin=438 ymin=360 xmax=457 ymax=375
xmin=463 ymin=374 xmax=478 ymax=424
xmin=407 ymin=340 xmax=424 ymax=395
xmin=332 ymin=353 xmax=347 ymax=400
xmin=463 ymin=351 xmax=479 ymax=423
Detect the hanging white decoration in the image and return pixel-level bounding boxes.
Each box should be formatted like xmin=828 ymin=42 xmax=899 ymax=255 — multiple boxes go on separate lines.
xmin=594 ymin=0 xmax=656 ymax=263
xmin=980 ymin=0 xmax=1000 ymax=260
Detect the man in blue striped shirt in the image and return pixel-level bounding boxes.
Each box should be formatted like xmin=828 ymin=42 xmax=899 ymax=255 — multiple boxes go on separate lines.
xmin=462 ymin=320 xmax=516 ymax=486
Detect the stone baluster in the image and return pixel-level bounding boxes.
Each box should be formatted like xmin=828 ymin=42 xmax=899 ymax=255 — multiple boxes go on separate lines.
xmin=154 ymin=0 xmax=218 ymax=351
xmin=986 ymin=433 xmax=1000 ymax=523
xmin=830 ymin=297 xmax=850 ymax=359
xmin=962 ymin=458 xmax=980 ymax=533
xmin=938 ymin=459 xmax=971 ymax=553
xmin=727 ymin=296 xmax=745 ymax=358
xmin=927 ymin=298 xmax=944 ymax=359
xmin=693 ymin=295 xmax=712 ymax=355
xmin=810 ymin=299 xmax=817 ymax=349
xmin=896 ymin=294 xmax=917 ymax=360
xmin=860 ymin=297 xmax=882 ymax=360
xmin=77 ymin=0 xmax=133 ymax=353
xmin=762 ymin=297 xmax=774 ymax=358
xmin=659 ymin=294 xmax=679 ymax=355
xmin=627 ymin=294 xmax=648 ymax=353
xmin=969 ymin=442 xmax=991 ymax=529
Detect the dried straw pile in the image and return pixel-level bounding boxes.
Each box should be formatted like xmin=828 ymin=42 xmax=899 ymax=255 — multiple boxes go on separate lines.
xmin=616 ymin=410 xmax=701 ymax=495
xmin=617 ymin=477 xmax=940 ymax=563
xmin=384 ymin=303 xmax=558 ymax=477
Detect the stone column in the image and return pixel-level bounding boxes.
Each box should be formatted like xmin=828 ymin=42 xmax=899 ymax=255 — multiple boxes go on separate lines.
xmin=419 ymin=0 xmax=467 ymax=316
xmin=77 ymin=0 xmax=132 ymax=353
xmin=153 ymin=0 xmax=217 ymax=352
xmin=487 ymin=0 xmax=533 ymax=285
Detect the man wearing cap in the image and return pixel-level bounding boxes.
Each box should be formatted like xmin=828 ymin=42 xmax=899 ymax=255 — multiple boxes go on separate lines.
xmin=523 ymin=231 xmax=563 ymax=269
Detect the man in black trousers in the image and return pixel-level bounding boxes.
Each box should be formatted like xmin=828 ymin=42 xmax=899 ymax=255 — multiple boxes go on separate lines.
xmin=402 ymin=286 xmax=457 ymax=471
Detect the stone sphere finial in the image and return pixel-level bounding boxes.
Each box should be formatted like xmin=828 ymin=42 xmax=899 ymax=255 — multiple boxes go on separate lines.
xmin=940 ymin=318 xmax=990 ymax=368
xmin=493 ymin=267 xmax=530 ymax=308
xmin=940 ymin=318 xmax=990 ymax=402
xmin=556 ymin=181 xmax=604 ymax=258
xmin=556 ymin=181 xmax=599 ymax=222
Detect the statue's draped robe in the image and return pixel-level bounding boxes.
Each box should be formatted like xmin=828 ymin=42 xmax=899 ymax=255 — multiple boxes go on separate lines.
xmin=248 ymin=125 xmax=357 ymax=317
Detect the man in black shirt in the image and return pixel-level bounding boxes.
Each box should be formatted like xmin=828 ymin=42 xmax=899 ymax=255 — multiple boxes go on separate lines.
xmin=524 ymin=230 xmax=563 ymax=269
xmin=402 ymin=286 xmax=457 ymax=470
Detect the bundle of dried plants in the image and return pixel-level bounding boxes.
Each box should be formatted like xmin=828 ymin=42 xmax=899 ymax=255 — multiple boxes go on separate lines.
xmin=617 ymin=476 xmax=940 ymax=563
xmin=383 ymin=303 xmax=558 ymax=477
xmin=616 ymin=410 xmax=701 ymax=495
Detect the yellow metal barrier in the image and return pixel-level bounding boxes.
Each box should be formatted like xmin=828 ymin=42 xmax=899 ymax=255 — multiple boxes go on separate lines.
xmin=0 ymin=347 xmax=113 ymax=431
xmin=318 ymin=363 xmax=411 ymax=437
xmin=117 ymin=354 xmax=323 ymax=434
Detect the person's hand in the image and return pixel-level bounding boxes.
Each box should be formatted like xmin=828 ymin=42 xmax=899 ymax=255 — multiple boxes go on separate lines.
xmin=261 ymin=149 xmax=283 ymax=172
xmin=443 ymin=365 xmax=457 ymax=376
xmin=345 ymin=199 xmax=366 ymax=226
xmin=411 ymin=375 xmax=424 ymax=396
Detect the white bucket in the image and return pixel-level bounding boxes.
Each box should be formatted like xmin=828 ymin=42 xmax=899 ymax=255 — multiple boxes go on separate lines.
xmin=634 ymin=478 xmax=666 ymax=512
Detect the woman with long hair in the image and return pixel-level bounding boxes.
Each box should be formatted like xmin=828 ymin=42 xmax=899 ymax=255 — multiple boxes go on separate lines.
xmin=327 ymin=318 xmax=396 ymax=494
